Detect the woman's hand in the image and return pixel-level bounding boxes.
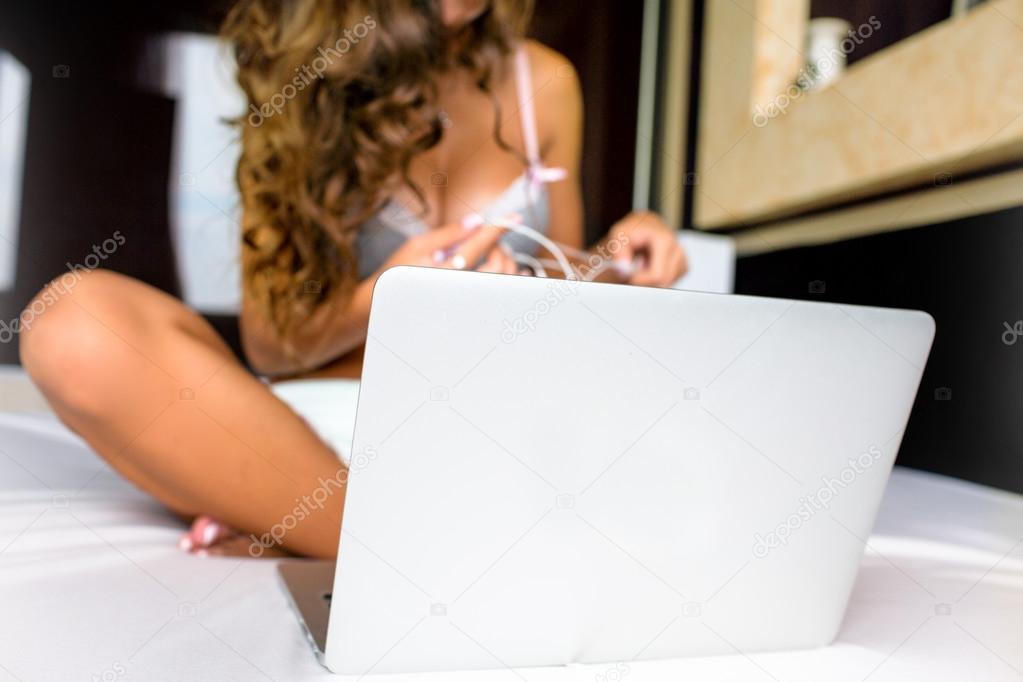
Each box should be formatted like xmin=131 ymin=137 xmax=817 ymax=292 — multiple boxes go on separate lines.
xmin=607 ymin=211 xmax=687 ymax=287
xmin=375 ymin=222 xmax=518 ymax=276
xmin=243 ymin=221 xmax=522 ymax=378
xmin=476 ymin=244 xmax=521 ymax=275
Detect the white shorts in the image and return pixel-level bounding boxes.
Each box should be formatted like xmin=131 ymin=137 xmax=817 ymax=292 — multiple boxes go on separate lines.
xmin=269 ymin=378 xmax=360 ymax=464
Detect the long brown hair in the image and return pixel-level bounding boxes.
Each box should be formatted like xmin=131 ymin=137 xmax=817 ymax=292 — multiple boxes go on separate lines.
xmin=222 ymin=0 xmax=533 ymax=338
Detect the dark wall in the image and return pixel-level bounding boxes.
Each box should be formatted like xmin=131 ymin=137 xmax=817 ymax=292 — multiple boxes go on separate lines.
xmin=530 ymin=2 xmax=642 ymax=244
xmin=810 ymin=0 xmax=952 ymax=65
xmin=736 ymin=204 xmax=1023 ymax=493
xmin=0 ymin=1 xmax=199 ymax=364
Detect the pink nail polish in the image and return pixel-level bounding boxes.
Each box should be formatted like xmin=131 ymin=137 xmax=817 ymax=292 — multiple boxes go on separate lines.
xmin=201 ymin=522 xmax=221 ymax=546
xmin=178 ymin=535 xmax=194 ymax=551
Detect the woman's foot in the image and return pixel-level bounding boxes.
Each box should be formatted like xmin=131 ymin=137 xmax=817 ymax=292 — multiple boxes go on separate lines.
xmin=179 ymin=515 xmax=289 ymax=558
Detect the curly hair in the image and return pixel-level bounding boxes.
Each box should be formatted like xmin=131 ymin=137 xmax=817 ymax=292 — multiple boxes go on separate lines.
xmin=221 ymin=0 xmax=534 ymax=340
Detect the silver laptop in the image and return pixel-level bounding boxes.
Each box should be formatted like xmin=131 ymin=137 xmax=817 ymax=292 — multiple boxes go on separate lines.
xmin=279 ymin=265 xmax=935 ymax=675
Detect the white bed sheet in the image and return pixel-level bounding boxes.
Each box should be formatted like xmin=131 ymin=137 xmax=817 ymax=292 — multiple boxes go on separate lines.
xmin=1 ymin=407 xmax=1022 ymax=682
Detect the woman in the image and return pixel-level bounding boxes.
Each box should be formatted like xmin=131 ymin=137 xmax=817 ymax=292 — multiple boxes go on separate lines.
xmin=19 ymin=0 xmax=686 ymax=558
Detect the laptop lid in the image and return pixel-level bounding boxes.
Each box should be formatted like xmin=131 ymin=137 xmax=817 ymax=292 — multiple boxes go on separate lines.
xmin=324 ymin=266 xmax=934 ymax=675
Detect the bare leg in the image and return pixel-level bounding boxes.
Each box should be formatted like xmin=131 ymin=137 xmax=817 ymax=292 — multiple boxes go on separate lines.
xmin=19 ymin=270 xmax=344 ymax=558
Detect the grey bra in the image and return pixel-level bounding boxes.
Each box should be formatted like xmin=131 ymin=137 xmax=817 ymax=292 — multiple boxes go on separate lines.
xmin=354 ymin=44 xmax=567 ymax=280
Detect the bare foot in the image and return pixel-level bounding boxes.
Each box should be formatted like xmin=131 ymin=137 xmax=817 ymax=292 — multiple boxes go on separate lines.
xmin=178 ymin=515 xmax=290 ymax=558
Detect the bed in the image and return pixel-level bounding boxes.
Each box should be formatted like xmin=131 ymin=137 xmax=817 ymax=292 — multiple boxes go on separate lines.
xmin=1 ymin=367 xmax=1021 ymax=681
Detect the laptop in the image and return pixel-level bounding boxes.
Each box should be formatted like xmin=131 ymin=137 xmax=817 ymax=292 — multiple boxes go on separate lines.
xmin=278 ymin=265 xmax=935 ymax=675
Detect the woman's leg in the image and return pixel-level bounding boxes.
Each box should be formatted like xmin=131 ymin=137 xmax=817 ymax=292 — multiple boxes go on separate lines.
xmin=19 ymin=269 xmax=345 ymax=558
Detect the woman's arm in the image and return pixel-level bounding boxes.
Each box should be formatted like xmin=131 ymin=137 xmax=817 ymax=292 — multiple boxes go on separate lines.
xmin=240 ymin=223 xmax=511 ymax=377
xmin=240 ymin=271 xmax=374 ymax=378
xmin=531 ymin=42 xmax=685 ymax=287
xmin=529 ymin=41 xmax=584 ymax=252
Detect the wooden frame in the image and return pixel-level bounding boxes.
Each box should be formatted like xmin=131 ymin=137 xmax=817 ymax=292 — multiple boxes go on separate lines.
xmin=692 ymin=0 xmax=1023 ymax=234
xmin=652 ymin=0 xmax=694 ymax=228
xmin=733 ymin=166 xmax=1023 ymax=256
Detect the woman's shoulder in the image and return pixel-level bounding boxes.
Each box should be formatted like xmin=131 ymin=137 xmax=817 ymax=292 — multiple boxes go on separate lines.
xmin=521 ymin=39 xmax=580 ymax=90
xmin=519 ymin=39 xmax=582 ymax=137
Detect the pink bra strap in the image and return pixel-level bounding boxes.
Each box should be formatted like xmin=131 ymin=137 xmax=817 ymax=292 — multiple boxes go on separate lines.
xmin=513 ymin=44 xmax=568 ymax=186
xmin=514 ymin=44 xmax=542 ymax=169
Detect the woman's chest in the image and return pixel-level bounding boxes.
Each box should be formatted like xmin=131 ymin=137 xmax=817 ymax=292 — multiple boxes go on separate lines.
xmin=398 ymin=77 xmax=529 ymax=227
